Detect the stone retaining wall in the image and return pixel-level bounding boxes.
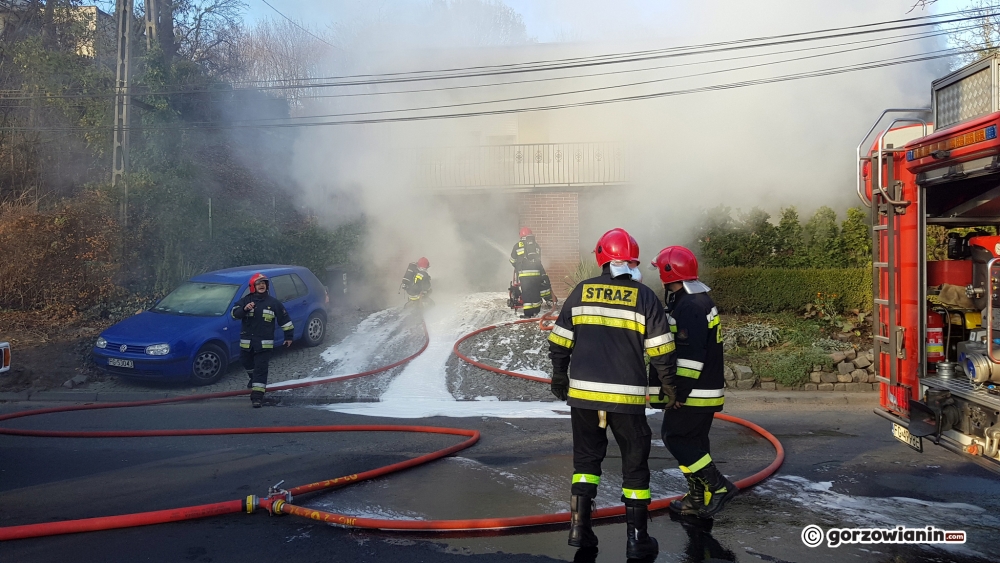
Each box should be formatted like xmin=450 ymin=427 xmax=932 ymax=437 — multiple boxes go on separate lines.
xmin=723 ymin=348 xmax=877 ymax=392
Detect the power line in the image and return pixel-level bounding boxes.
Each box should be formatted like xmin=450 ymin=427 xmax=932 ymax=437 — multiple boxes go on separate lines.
xmin=243 ymin=25 xmax=964 ymax=122
xmin=3 ymin=46 xmax=982 ymax=132
xmin=0 ymin=9 xmax=987 ymax=101
xmin=257 ymin=0 xmax=343 ymax=52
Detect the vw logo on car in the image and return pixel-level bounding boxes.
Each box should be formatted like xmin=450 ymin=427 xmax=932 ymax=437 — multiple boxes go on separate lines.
xmin=120 ymin=344 xmax=128 ymax=353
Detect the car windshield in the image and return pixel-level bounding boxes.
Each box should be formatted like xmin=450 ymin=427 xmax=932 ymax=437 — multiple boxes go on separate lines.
xmin=153 ymin=282 xmax=239 ymax=316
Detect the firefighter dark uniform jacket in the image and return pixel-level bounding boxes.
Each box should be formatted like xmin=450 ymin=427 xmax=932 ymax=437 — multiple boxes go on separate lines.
xmin=231 ymin=292 xmax=293 ymax=351
xmin=511 ymin=236 xmax=552 ymax=303
xmin=406 ymin=268 xmax=432 ymax=300
xmin=548 ymin=270 xmax=676 ymax=414
xmin=510 ymin=236 xmax=542 ymax=268
xmin=649 ymin=289 xmax=725 ymax=411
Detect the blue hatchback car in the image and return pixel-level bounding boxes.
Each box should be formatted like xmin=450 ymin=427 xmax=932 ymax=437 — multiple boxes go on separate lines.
xmin=92 ymin=265 xmax=330 ymax=385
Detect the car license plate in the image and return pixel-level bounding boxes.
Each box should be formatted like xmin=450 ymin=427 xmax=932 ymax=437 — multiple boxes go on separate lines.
xmin=892 ymin=423 xmax=922 ymax=452
xmin=108 ymin=358 xmax=133 ymax=369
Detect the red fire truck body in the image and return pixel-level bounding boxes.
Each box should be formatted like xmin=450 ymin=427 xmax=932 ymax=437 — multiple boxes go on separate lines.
xmin=861 ymin=55 xmax=1000 ymax=473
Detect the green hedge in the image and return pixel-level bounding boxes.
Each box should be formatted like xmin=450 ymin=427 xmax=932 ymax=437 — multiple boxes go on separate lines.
xmin=700 ymin=267 xmax=871 ymax=314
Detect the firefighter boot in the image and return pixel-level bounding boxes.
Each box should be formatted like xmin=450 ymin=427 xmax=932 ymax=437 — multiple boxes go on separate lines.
xmin=695 ymin=463 xmax=739 ymax=518
xmin=568 ymin=495 xmax=599 ymax=548
xmin=669 ymin=472 xmax=705 ymax=516
xmin=250 ymin=383 xmax=266 ymax=408
xmin=625 ymin=504 xmax=658 ymax=559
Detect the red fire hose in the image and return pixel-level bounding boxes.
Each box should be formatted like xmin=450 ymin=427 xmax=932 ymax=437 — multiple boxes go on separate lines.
xmin=0 ymin=306 xmax=784 ymax=540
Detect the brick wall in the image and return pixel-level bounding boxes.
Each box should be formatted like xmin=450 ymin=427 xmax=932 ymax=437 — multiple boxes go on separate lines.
xmin=517 ymin=191 xmax=580 ymax=296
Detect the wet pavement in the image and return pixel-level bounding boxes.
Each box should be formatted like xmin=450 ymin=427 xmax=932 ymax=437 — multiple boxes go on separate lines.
xmin=2 ymin=397 xmax=998 ymax=563
xmin=3 ymin=295 xmax=999 ymax=562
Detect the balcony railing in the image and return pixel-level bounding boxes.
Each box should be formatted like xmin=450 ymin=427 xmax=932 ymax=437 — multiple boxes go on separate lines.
xmin=411 ymin=142 xmax=627 ymax=191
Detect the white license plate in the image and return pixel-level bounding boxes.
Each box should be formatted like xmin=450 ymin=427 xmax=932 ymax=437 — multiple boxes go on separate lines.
xmin=108 ymin=358 xmax=133 ymax=369
xmin=892 ymin=423 xmax=922 ymax=452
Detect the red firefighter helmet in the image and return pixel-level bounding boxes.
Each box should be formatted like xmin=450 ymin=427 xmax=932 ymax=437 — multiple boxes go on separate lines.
xmin=417 ymin=257 xmax=430 ymax=269
xmin=249 ymin=272 xmax=270 ymax=292
xmin=594 ymin=228 xmax=639 ymax=267
xmin=651 ymin=246 xmax=698 ymax=284
xmin=519 ymin=227 xmax=533 ymax=238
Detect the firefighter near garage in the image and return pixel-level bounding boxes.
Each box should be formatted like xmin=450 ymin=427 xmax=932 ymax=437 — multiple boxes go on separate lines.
xmin=510 ymin=227 xmax=555 ymax=318
xmin=649 ymin=246 xmax=737 ymax=518
xmin=230 ymin=273 xmax=294 ymax=408
xmin=401 ymin=257 xmax=433 ymax=306
xmin=547 ymin=227 xmax=677 ymax=559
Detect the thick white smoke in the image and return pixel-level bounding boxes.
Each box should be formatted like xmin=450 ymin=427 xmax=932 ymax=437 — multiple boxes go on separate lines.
xmin=274 ymin=0 xmax=953 ymax=301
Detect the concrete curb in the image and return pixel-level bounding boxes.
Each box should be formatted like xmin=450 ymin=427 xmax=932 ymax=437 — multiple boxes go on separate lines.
xmin=1 ymin=389 xmax=880 ymax=405
xmin=726 ymin=390 xmax=879 ymax=405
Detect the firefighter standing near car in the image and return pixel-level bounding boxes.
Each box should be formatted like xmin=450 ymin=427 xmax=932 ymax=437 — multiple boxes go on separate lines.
xmin=548 ymin=228 xmax=677 ymax=560
xmin=510 ymin=227 xmax=554 ymax=318
xmin=402 ymin=257 xmax=433 ymax=306
xmin=230 ymin=273 xmax=294 ymax=408
xmin=649 ymin=246 xmax=737 ymax=518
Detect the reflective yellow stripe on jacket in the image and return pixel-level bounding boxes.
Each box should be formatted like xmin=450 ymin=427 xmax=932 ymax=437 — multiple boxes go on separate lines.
xmin=570 ymin=306 xmax=646 ymax=335
xmin=567 ymin=378 xmax=648 ymax=405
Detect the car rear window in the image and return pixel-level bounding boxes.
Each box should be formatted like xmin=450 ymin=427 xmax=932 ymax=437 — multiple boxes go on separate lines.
xmin=291 ymin=274 xmax=309 ymax=297
xmin=153 ymin=282 xmax=239 ymax=316
xmin=272 ymin=274 xmax=299 ymax=302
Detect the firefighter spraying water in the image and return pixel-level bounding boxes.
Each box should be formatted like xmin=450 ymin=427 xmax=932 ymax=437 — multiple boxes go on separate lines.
xmin=509 ymin=228 xmax=556 ymax=318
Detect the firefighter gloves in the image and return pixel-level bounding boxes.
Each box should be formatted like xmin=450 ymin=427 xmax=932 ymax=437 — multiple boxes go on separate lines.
xmin=551 ymin=371 xmax=569 ymax=401
xmin=659 ymin=383 xmax=677 ymax=409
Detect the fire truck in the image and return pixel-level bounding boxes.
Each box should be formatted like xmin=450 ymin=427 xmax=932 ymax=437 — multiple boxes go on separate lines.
xmin=860 ymin=54 xmax=1000 ymax=474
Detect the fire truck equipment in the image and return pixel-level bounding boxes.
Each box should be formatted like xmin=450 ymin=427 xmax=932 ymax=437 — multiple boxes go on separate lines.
xmin=926 ymin=311 xmax=945 ymax=365
xmin=861 ymin=53 xmax=1000 ymax=473
xmin=927 ymin=260 xmax=973 ymax=287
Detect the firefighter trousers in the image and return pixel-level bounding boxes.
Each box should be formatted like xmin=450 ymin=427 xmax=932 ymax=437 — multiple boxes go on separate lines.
xmin=660 ymin=408 xmax=715 ymax=470
xmin=571 ymin=407 xmax=652 ymax=506
xmin=241 ymin=347 xmax=272 ymax=399
xmin=519 ymin=274 xmax=542 ymax=318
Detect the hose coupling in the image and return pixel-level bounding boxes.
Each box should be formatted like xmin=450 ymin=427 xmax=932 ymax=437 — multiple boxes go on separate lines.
xmin=266 ymin=479 xmax=292 ymax=516
xmin=245 ymin=495 xmax=259 ymax=514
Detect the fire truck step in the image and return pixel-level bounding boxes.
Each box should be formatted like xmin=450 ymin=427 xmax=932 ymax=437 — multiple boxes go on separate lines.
xmin=873 ymin=225 xmax=888 ymax=231
xmin=874 ymin=335 xmax=891 ymax=342
xmin=874 ymin=299 xmax=889 ymax=305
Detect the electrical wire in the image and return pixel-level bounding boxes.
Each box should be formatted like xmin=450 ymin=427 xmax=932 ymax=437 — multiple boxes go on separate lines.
xmin=241 ymin=26 xmax=964 ymax=123
xmin=0 ymin=45 xmax=982 ymax=132
xmin=257 ymin=0 xmax=343 ymax=52
xmin=0 ymin=9 xmax=988 ymax=101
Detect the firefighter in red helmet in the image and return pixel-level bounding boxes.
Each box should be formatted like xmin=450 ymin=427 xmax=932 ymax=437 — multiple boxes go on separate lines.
xmin=649 ymin=246 xmax=736 ymax=518
xmin=510 ymin=227 xmax=555 ymax=318
xmin=548 ymin=228 xmax=676 ymax=559
xmin=402 ymin=257 xmax=432 ymax=306
xmin=230 ymin=273 xmax=294 ymax=408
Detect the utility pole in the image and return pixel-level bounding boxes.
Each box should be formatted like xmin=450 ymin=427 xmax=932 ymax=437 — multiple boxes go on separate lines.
xmin=112 ymin=0 xmax=134 ymax=229
xmin=144 ymin=0 xmax=158 ymax=46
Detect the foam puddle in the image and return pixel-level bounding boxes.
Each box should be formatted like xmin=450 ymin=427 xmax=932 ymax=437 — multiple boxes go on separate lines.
xmin=752 ymin=475 xmax=998 ymax=558
xmin=317 ymin=293 xmax=571 ymax=418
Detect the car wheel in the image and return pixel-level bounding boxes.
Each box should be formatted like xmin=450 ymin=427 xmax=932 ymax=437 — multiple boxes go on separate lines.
xmin=304 ymin=312 xmax=326 ymax=347
xmin=190 ymin=344 xmax=227 ymax=386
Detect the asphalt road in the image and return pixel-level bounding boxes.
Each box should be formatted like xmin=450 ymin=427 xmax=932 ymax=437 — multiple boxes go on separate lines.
xmin=1 ymin=394 xmax=998 ymax=563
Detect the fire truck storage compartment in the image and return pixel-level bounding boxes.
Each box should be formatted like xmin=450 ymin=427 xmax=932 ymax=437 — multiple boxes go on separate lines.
xmin=927 ymin=260 xmax=972 ymax=287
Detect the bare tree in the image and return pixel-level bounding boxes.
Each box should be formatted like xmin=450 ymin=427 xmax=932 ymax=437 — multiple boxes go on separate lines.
xmin=943 ymin=0 xmax=1000 ymax=65
xmin=139 ymin=0 xmax=244 ymax=74
xmin=227 ymin=17 xmax=338 ymax=99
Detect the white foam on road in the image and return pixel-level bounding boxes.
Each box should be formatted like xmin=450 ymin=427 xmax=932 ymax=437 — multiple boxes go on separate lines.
xmin=754 ymin=475 xmax=998 ymax=557
xmin=320 ymin=293 xmax=570 ymax=419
